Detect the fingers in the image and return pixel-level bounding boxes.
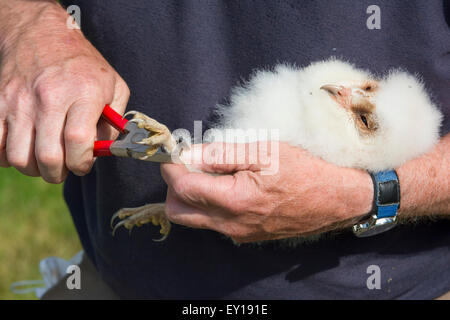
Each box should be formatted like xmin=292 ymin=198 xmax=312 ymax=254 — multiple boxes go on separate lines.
xmin=164 ymin=187 xmax=216 ymax=230
xmin=1 ymin=89 xmax=39 ymax=173
xmin=162 ymin=142 xmax=276 ymax=237
xmin=185 ymin=142 xmax=264 ymax=174
xmin=164 ymin=179 xmax=256 ymax=239
xmin=16 ymin=74 xmax=126 ymax=180
xmin=57 ymin=72 xmax=127 ymax=177
xmin=4 ymin=87 xmax=40 ymax=176
xmin=161 ymin=162 xmax=239 ymax=209
xmin=6 ymin=114 xmax=40 ymax=176
xmin=161 ymin=142 xmax=272 ymax=233
xmin=162 ymin=141 xmax=270 ymax=209
xmin=34 ymin=107 xmax=68 ymax=182
xmin=64 ymin=97 xmax=104 ymax=176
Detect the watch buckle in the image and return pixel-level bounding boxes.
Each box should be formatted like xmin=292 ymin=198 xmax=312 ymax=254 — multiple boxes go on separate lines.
xmin=352 ymin=214 xmax=398 ymax=238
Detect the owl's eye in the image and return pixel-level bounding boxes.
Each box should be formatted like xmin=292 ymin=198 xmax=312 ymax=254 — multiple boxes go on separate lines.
xmin=364 ymin=86 xmax=372 ymax=91
xmin=360 ymin=115 xmax=369 ymax=127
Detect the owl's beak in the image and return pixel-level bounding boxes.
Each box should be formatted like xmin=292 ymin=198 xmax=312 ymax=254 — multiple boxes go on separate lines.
xmin=320 ymin=84 xmax=353 ymax=109
xmin=320 ymin=84 xmax=350 ymax=97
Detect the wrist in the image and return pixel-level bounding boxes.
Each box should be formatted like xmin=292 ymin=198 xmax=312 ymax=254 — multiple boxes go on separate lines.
xmin=344 ymin=169 xmax=373 ymax=218
xmin=326 ymin=167 xmax=374 ymax=229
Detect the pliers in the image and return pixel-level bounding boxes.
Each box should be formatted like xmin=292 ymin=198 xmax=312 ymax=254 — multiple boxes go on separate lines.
xmin=93 ymin=105 xmax=181 ymax=162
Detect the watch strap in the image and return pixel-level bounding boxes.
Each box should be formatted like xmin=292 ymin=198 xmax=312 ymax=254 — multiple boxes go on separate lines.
xmin=369 ymin=170 xmax=400 ymax=219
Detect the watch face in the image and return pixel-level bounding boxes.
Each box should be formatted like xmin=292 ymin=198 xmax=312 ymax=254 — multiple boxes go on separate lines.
xmin=353 ymin=216 xmax=398 ymax=237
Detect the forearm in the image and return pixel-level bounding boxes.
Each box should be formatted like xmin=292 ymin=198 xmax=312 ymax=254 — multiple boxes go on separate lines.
xmin=316 ymin=133 xmax=449 ymax=234
xmin=0 ymin=0 xmax=65 ymax=51
xmin=396 ymin=133 xmax=450 ymax=218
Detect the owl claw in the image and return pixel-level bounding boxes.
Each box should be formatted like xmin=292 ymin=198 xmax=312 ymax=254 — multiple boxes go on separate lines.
xmin=123 ymin=111 xmax=140 ymax=118
xmin=110 ymin=203 xmax=170 ymax=240
xmin=111 ymin=220 xmax=127 ymax=236
xmin=123 ymin=110 xmax=177 ymax=153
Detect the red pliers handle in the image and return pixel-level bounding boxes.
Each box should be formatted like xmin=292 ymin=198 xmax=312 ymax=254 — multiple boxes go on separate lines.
xmin=93 ymin=105 xmax=128 ymax=157
xmin=93 ymin=105 xmax=181 ymax=162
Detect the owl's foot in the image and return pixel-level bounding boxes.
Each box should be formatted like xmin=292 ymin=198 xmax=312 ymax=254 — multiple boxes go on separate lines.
xmin=124 ymin=111 xmax=176 ymax=157
xmin=110 ymin=203 xmax=171 ymax=241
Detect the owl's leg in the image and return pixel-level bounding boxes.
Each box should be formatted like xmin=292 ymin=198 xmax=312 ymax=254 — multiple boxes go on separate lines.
xmin=125 ymin=111 xmax=176 ymax=153
xmin=112 ymin=112 xmax=175 ymax=240
xmin=111 ymin=203 xmax=171 ymax=241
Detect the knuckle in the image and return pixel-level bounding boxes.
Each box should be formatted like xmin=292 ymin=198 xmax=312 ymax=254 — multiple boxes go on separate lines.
xmin=36 ymin=148 xmax=63 ymax=168
xmin=171 ymin=178 xmax=188 ymax=196
xmin=164 ymin=198 xmax=182 ymax=224
xmin=66 ymin=159 xmax=92 ymax=176
xmin=117 ymin=86 xmax=131 ymax=106
xmin=0 ymin=78 xmax=20 ymax=103
xmin=124 ymin=84 xmax=130 ymax=98
xmin=53 ymin=171 xmax=68 ymax=184
xmin=34 ymin=78 xmax=62 ymax=109
xmin=115 ymin=76 xmax=130 ymax=93
xmin=65 ymin=126 xmax=92 ymax=145
xmin=7 ymin=152 xmax=29 ymax=170
xmin=118 ymin=80 xmax=130 ymax=101
xmin=164 ymin=198 xmax=177 ymax=220
xmin=42 ymin=174 xmax=65 ymax=185
xmin=35 ymin=73 xmax=101 ymax=113
xmin=165 ymin=212 xmax=177 ymax=224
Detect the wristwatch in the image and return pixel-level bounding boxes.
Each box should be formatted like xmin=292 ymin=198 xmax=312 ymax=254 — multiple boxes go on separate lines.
xmin=352 ymin=170 xmax=400 ymax=237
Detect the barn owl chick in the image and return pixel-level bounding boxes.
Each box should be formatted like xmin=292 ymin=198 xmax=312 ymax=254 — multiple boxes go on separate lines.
xmin=111 ymin=58 xmax=443 ymax=243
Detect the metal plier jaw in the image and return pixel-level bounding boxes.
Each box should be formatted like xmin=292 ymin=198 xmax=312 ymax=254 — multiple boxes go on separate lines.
xmin=93 ymin=105 xmax=188 ymax=163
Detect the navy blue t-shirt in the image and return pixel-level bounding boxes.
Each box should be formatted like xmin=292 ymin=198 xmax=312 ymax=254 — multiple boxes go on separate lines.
xmin=60 ymin=0 xmax=450 ymax=299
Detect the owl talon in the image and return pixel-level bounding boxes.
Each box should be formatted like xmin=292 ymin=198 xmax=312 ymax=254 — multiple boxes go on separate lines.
xmin=128 ymin=118 xmax=146 ymax=127
xmin=123 ymin=110 xmax=140 ymax=118
xmin=111 ymin=220 xmax=127 ymax=236
xmin=122 ymin=110 xmax=176 ymax=152
xmin=110 ymin=203 xmax=170 ymax=240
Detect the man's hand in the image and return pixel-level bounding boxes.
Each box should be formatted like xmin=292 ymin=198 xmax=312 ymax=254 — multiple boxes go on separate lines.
xmin=161 ymin=132 xmax=449 ymax=243
xmin=0 ymin=1 xmax=130 ymax=183
xmin=161 ymin=142 xmax=373 ymax=243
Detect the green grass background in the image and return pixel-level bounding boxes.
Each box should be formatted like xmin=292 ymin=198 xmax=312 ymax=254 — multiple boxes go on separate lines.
xmin=0 ymin=168 xmax=81 ymax=299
